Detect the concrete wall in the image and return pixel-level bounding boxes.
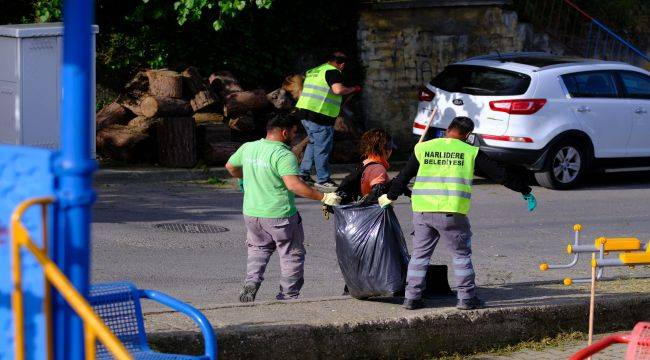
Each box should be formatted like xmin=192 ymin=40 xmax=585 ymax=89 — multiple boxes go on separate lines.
xmin=358 ymin=3 xmax=547 ymax=148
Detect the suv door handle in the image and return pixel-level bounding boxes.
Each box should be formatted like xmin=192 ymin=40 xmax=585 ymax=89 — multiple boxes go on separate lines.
xmin=576 ymin=106 xmax=591 ymax=113
xmin=635 ymin=108 xmax=647 ymax=114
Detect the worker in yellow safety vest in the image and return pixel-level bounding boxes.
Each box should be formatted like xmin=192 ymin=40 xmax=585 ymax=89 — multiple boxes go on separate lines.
xmin=296 ymin=51 xmax=362 ymax=191
xmin=379 ymin=116 xmax=537 ymax=310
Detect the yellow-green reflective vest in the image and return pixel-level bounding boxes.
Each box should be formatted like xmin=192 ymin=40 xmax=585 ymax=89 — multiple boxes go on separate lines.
xmin=295 ymin=63 xmax=342 ymax=118
xmin=412 ymin=138 xmax=479 ymax=214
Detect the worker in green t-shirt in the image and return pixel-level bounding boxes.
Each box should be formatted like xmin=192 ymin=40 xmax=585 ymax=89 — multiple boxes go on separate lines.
xmin=226 ymin=115 xmax=341 ymax=302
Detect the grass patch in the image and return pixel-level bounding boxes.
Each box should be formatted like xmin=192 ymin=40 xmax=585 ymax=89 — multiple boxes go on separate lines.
xmin=206 ymin=177 xmax=228 ymax=186
xmin=201 ymin=177 xmax=239 ymax=190
xmin=434 ymin=332 xmax=587 ymax=359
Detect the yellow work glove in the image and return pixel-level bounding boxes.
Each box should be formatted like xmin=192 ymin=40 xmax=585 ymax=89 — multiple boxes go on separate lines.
xmin=378 ymin=194 xmax=393 ymax=208
xmin=321 ymin=192 xmax=342 ymax=206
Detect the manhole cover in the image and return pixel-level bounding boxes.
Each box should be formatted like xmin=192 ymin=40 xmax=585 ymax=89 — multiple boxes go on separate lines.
xmin=154 ymin=223 xmax=229 ymax=234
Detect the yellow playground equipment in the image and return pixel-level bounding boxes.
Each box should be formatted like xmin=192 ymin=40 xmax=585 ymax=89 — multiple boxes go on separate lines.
xmin=540 ymin=224 xmax=650 ymax=285
xmin=539 ymin=224 xmax=650 ymax=350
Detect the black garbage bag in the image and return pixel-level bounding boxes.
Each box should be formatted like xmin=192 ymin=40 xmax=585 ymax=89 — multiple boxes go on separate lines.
xmin=334 ymin=202 xmax=410 ymax=299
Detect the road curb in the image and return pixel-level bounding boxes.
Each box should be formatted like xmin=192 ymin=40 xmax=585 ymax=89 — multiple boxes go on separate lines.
xmin=146 ymin=292 xmax=650 ymax=359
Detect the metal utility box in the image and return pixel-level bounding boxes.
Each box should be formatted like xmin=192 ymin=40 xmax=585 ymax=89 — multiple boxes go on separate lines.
xmin=0 ymin=22 xmax=98 ymax=151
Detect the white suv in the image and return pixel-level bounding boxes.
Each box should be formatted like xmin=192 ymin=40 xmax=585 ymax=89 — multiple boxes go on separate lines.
xmin=412 ymin=53 xmax=650 ymax=189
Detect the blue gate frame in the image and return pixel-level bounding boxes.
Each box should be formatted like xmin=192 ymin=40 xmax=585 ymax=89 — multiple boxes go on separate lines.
xmin=0 ymin=1 xmax=96 ymax=359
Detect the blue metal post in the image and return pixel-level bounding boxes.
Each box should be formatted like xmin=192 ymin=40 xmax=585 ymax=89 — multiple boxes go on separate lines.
xmin=54 ymin=1 xmax=96 ymax=360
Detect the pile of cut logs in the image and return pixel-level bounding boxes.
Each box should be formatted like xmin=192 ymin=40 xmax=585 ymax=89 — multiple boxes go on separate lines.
xmin=96 ymin=67 xmax=361 ymax=168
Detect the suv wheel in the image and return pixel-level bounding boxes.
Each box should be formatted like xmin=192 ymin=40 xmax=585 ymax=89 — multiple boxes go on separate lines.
xmin=535 ymin=141 xmax=587 ymax=190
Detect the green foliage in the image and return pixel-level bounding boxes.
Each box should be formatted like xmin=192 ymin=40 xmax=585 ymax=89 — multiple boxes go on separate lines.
xmin=34 ymin=0 xmax=62 ymax=22
xmin=6 ymin=0 xmax=359 ymax=96
xmin=145 ymin=0 xmax=273 ymax=31
xmin=91 ymin=0 xmax=360 ymax=93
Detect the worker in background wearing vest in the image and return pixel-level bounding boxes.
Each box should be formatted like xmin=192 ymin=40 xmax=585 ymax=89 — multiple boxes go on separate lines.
xmin=378 ymin=117 xmax=537 ymax=310
xmin=296 ymin=51 xmax=362 ymax=191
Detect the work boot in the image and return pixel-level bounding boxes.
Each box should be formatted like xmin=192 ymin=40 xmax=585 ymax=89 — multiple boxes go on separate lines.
xmin=402 ymin=298 xmax=425 ymax=310
xmin=315 ymin=179 xmax=338 ymax=192
xmin=300 ymin=174 xmax=315 ymax=184
xmin=456 ymin=296 xmax=485 ymax=310
xmin=238 ymin=283 xmax=260 ymax=303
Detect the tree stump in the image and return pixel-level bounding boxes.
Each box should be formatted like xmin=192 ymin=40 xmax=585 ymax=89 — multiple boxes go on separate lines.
xmin=147 ymin=69 xmax=183 ymax=98
xmin=182 ymin=67 xmax=219 ymax=112
xmin=141 ymin=96 xmax=192 ymax=118
xmin=224 ymin=89 xmax=270 ymax=118
xmin=96 ymin=102 xmax=133 ymax=130
xmin=157 ymin=117 xmax=197 ymax=168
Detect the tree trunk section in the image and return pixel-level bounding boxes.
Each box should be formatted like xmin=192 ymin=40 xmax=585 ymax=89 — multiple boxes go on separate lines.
xmin=141 ymin=96 xmax=192 ymax=118
xmin=147 ymin=69 xmax=183 ymax=98
xmin=209 ymin=70 xmax=243 ymax=100
xmin=96 ymin=124 xmax=156 ymax=163
xmin=228 ymin=113 xmax=255 ymax=132
xmin=193 ymin=112 xmax=224 ymax=124
xmin=267 ymin=88 xmax=294 ymax=110
xmin=96 ymin=102 xmax=133 ymax=130
xmin=157 ymin=117 xmax=197 ymax=168
xmin=224 ymin=89 xmax=270 ymax=118
xmin=182 ymin=67 xmax=219 ymax=112
xmin=282 ymin=74 xmax=305 ymax=101
xmin=190 ymin=90 xmax=219 ymax=112
xmin=124 ymin=71 xmax=149 ymax=98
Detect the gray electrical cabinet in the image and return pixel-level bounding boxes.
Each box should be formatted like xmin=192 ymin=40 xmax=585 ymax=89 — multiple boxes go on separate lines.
xmin=0 ymin=22 xmax=98 ymax=152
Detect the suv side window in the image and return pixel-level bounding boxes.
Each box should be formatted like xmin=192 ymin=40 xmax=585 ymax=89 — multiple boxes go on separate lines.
xmin=561 ymin=71 xmax=619 ymax=98
xmin=618 ymin=71 xmax=650 ymax=100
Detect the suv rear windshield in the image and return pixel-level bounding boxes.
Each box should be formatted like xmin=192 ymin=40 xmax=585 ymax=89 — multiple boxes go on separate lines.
xmin=430 ymin=65 xmax=531 ymax=96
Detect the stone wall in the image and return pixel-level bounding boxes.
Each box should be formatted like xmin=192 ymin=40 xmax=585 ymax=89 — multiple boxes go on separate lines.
xmin=357 ymin=3 xmax=550 ymax=148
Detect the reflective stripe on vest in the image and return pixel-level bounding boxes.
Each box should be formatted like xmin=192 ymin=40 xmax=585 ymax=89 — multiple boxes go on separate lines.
xmin=412 ymin=138 xmax=479 ymax=214
xmin=295 ymin=63 xmax=342 ymax=118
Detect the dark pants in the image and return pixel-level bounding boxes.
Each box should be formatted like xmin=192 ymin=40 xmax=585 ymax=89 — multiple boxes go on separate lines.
xmin=406 ymin=212 xmax=475 ymax=300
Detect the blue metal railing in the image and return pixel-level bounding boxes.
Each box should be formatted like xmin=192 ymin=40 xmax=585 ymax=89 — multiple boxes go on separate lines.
xmin=517 ymin=0 xmax=649 ymax=67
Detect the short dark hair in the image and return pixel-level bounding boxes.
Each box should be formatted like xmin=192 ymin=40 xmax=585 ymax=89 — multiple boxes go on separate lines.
xmin=266 ymin=114 xmax=298 ymax=132
xmin=329 ymin=51 xmax=348 ymax=64
xmin=448 ymin=116 xmax=475 ymax=135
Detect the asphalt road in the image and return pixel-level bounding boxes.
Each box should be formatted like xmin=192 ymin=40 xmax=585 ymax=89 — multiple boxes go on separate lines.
xmin=92 ymin=171 xmax=650 ymax=308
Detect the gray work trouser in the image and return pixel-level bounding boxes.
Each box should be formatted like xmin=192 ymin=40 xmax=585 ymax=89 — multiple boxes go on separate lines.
xmin=243 ymin=212 xmax=305 ymax=298
xmin=406 ymin=212 xmax=475 ymax=300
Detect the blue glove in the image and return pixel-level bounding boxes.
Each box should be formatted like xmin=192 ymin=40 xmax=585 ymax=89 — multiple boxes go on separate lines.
xmin=523 ymin=193 xmax=537 ymax=212
xmin=238 ymin=179 xmax=244 ymax=192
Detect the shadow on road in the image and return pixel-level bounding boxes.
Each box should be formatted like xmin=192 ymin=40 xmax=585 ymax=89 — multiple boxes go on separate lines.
xmin=92 ymin=182 xmax=244 ymax=224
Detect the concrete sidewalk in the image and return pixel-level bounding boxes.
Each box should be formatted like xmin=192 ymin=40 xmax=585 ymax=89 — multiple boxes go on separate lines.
xmin=144 ymin=278 xmax=650 ymax=359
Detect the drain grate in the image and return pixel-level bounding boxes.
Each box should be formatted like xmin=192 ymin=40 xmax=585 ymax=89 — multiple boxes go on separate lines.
xmin=154 ymin=223 xmax=229 ymax=234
